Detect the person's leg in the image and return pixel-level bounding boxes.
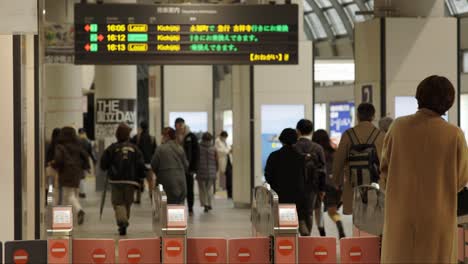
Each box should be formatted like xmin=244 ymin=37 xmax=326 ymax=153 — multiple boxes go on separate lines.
xmin=197 ymin=180 xmax=206 ymax=208
xmin=79 ymin=179 xmax=86 ymax=198
xmin=327 ymin=206 xmax=346 ymax=238
xmin=186 ymin=173 xmax=195 ymax=214
xmin=134 ymin=179 xmax=142 ymax=204
xmin=111 ymin=184 xmax=129 ymax=235
xmin=63 ymin=187 xmax=85 ymax=225
xmin=124 ymin=185 xmax=135 ymax=221
xmin=297 ymin=206 xmax=310 ymax=236
xmin=206 ymin=180 xmax=214 ymax=209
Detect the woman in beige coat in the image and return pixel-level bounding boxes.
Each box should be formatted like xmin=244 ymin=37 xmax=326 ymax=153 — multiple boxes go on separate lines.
xmin=380 ymin=75 xmax=468 ymax=263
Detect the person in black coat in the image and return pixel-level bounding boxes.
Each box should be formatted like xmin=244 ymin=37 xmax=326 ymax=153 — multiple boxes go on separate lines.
xmin=265 ymin=128 xmax=309 ymax=234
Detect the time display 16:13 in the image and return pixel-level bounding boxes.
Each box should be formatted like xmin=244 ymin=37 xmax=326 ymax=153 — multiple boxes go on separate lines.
xmin=107 ymin=44 xmax=126 ymax=52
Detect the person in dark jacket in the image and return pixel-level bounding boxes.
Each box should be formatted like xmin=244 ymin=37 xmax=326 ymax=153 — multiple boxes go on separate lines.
xmin=197 ymin=132 xmax=218 ymax=213
xmin=313 ymin=129 xmax=346 ymax=238
xmin=265 ymin=128 xmax=309 ymax=234
xmin=131 ymin=121 xmax=157 ymax=204
xmin=295 ymin=119 xmax=326 ymax=236
xmin=175 ymin=118 xmax=200 ymax=216
xmin=78 ymin=128 xmax=96 ymax=199
xmin=53 ymin=127 xmax=90 ymax=225
xmin=101 ymin=123 xmax=148 ymax=236
xmin=45 ymin=128 xmax=61 ymax=202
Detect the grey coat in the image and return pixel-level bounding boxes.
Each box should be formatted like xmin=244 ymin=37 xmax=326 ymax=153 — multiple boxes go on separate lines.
xmin=151 ymin=140 xmax=188 ymax=204
xmin=196 ymin=142 xmax=217 ymax=181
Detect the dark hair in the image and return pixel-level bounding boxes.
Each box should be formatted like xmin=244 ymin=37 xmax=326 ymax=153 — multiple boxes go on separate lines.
xmin=139 ymin=121 xmax=149 ymax=131
xmin=59 ymin=127 xmax=79 ymax=145
xmin=416 ymin=75 xmax=455 ymax=115
xmin=279 ymin=128 xmax=298 ymax=146
xmin=115 ymin=123 xmax=131 ymax=142
xmin=220 ymin=131 xmax=228 ymax=138
xmin=78 ymin=128 xmax=86 ymax=134
xmin=296 ymin=119 xmax=313 ymax=135
xmin=174 ymin=118 xmax=185 ymax=125
xmin=162 ymin=127 xmax=176 ymax=140
xmin=202 ymin=132 xmax=213 ymax=142
xmin=357 ymin=103 xmax=376 ymax=122
xmin=312 ymin=129 xmax=335 ymax=153
xmin=51 ymin=128 xmax=61 ymax=144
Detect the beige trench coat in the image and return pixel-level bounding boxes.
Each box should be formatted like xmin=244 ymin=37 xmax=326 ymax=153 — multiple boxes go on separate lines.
xmin=380 ymin=109 xmax=468 ymax=263
xmin=332 ymin=121 xmax=385 ymax=214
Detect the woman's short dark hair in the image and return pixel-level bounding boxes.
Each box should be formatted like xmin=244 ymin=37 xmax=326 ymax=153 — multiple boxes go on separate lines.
xmin=279 ymin=128 xmax=298 ymax=146
xmin=220 ymin=131 xmax=228 ymax=138
xmin=59 ymin=127 xmax=78 ymax=144
xmin=116 ymin=123 xmax=131 ymax=142
xmin=162 ymin=127 xmax=176 ymax=140
xmin=139 ymin=121 xmax=149 ymax=131
xmin=312 ymin=129 xmax=335 ymax=153
xmin=416 ymin=75 xmax=455 ymax=115
xmin=357 ymin=103 xmax=376 ymax=122
xmin=296 ymin=119 xmax=313 ymax=135
xmin=202 ymin=132 xmax=213 ymax=142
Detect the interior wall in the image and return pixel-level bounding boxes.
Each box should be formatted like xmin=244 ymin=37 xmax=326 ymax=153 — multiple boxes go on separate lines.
xmin=163 ymin=66 xmax=213 ymax=132
xmin=0 ymin=35 xmax=14 ymax=242
xmin=385 ymin=17 xmax=458 ymax=124
xmin=214 ymin=70 xmax=233 ymax=135
xmin=253 ymin=41 xmax=313 ymax=186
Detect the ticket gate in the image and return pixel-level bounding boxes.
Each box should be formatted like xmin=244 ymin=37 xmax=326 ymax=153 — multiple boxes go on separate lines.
xmin=459 ymin=215 xmax=468 ymax=264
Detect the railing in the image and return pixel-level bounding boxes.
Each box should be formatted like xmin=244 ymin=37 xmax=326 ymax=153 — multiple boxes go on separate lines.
xmin=152 ymin=184 xmax=168 ymax=238
xmin=251 ymin=183 xmax=279 ymax=238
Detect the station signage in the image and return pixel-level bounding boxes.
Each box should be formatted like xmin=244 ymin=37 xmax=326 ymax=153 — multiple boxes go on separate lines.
xmin=74 ymin=3 xmax=298 ymax=65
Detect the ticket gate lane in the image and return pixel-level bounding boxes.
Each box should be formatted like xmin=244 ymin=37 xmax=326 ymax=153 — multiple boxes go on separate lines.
xmin=72 ymin=239 xmax=115 ymax=264
xmin=118 ymin=238 xmax=161 ymax=264
xmin=340 ymin=236 xmax=380 ymax=264
xmin=228 ymin=237 xmax=271 ymax=264
xmin=298 ymin=237 xmax=337 ymax=264
xmin=187 ymin=238 xmax=227 ymax=264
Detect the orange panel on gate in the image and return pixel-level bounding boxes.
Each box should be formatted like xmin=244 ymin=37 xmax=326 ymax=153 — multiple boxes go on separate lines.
xmin=119 ymin=238 xmax=161 ymax=264
xmin=187 ymin=238 xmax=227 ymax=264
xmin=458 ymin=227 xmax=464 ymax=262
xmin=72 ymin=239 xmax=115 ymax=264
xmin=228 ymin=237 xmax=270 ymax=264
xmin=275 ymin=236 xmax=296 ymax=264
xmin=298 ymin=237 xmax=337 ymax=264
xmin=340 ymin=237 xmax=380 ymax=264
xmin=163 ymin=237 xmax=185 ymax=264
xmin=48 ymin=239 xmax=70 ymax=264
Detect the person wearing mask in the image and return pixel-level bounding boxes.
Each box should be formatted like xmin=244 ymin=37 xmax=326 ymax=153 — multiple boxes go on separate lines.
xmin=378 ymin=116 xmax=393 ymax=133
xmin=152 ymin=127 xmax=189 ymax=205
xmin=265 ymin=128 xmax=311 ymax=236
xmin=332 ymin=103 xmax=385 ymax=215
xmin=131 ymin=121 xmax=157 ymax=204
xmin=78 ymin=128 xmax=96 ymax=199
xmin=175 ymin=118 xmax=200 ymax=216
xmin=380 ymin=76 xmax=468 ymax=263
xmin=100 ymin=123 xmax=148 ymax=236
xmin=215 ymin=131 xmax=231 ymax=193
xmin=53 ymin=127 xmax=90 ymax=225
xmin=312 ymin=129 xmax=346 ymax=238
xmin=197 ymin=132 xmax=218 ymax=213
xmin=294 ymin=119 xmax=326 ymax=236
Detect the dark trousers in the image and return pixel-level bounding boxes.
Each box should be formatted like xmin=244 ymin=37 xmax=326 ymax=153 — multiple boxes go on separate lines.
xmin=225 ymin=157 xmax=233 ymax=199
xmin=297 ymin=191 xmax=316 ymax=236
xmin=111 ymin=184 xmax=136 ymax=227
xmin=186 ymin=172 xmax=195 ymax=211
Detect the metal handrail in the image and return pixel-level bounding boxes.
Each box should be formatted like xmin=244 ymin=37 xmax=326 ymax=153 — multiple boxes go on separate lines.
xmin=251 ymin=183 xmax=279 ymax=237
xmin=152 ymin=184 xmax=168 ymax=237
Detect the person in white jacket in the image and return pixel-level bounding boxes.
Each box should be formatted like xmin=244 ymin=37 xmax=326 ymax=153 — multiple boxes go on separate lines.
xmin=215 ymin=131 xmax=230 ymax=192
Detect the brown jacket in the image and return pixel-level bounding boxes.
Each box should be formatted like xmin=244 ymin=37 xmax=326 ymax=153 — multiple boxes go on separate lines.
xmin=332 ymin=121 xmax=385 ymax=214
xmin=53 ymin=143 xmax=90 ymax=188
xmin=380 ymin=109 xmax=468 ymax=263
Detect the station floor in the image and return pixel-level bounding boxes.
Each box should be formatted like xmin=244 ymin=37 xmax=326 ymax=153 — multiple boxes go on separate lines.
xmin=73 ymin=178 xmax=354 ymax=241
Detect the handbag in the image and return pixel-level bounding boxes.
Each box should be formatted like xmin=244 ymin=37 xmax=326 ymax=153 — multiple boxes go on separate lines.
xmin=353 ymin=184 xmax=385 ymax=236
xmin=458 ymin=187 xmax=468 ymax=216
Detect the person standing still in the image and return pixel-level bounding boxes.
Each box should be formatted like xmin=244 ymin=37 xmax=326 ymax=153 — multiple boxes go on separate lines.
xmin=100 ymin=123 xmax=149 ymax=236
xmin=175 ymin=118 xmax=200 ymax=216
xmin=197 ymin=132 xmax=218 ymax=213
xmin=215 ymin=131 xmax=231 ymax=192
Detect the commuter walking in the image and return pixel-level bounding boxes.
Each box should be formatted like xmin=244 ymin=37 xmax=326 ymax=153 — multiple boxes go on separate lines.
xmin=332 ymin=103 xmax=385 ymax=215
xmin=175 ymin=118 xmax=200 ymax=216
xmin=78 ymin=128 xmax=96 ymax=199
xmin=45 ymin=128 xmax=61 ymax=204
xmin=265 ymin=128 xmax=314 ymax=236
xmin=100 ymin=123 xmax=148 ymax=236
xmin=131 ymin=121 xmax=157 ymax=204
xmin=215 ymin=131 xmax=231 ymax=192
xmin=294 ymin=120 xmax=326 ymax=236
xmin=380 ymin=76 xmax=468 ymax=263
xmin=312 ymin=129 xmax=346 ymax=238
xmin=152 ymin=127 xmax=188 ymax=205
xmin=197 ymin=132 xmax=218 ymax=213
xmin=53 ymin=127 xmax=90 ymax=225
xmin=378 ymin=116 xmax=393 ymax=133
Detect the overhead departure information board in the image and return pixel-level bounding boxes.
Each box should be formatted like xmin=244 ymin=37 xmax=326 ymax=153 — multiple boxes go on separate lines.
xmin=74 ymin=4 xmax=298 ymax=65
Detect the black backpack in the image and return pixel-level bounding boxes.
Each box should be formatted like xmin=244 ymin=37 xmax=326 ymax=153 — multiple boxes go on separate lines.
xmin=109 ymin=142 xmax=138 ymax=181
xmin=304 ymin=150 xmax=325 ymax=191
xmin=346 ymin=128 xmax=381 ymax=187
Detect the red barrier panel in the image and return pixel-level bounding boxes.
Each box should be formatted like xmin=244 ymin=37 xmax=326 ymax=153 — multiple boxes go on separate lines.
xmin=48 ymin=239 xmax=70 ymax=264
xmin=340 ymin=237 xmax=380 ymax=264
xmin=119 ymin=238 xmax=161 ymax=264
xmin=459 ymin=227 xmax=464 ymax=262
xmin=228 ymin=237 xmax=270 ymax=264
xmin=187 ymin=238 xmax=227 ymax=263
xmin=298 ymin=237 xmax=337 ymax=264
xmin=275 ymin=236 xmax=296 ymax=264
xmin=163 ymin=237 xmax=185 ymax=264
xmin=72 ymin=239 xmax=115 ymax=264
xmin=465 ymin=229 xmax=468 ymax=261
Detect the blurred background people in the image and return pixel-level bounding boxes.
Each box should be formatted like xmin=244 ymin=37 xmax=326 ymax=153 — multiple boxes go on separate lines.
xmin=45 ymin=128 xmax=61 ymax=204
xmin=152 ymin=127 xmax=188 ymax=205
xmin=215 ymin=131 xmax=231 ymax=194
xmin=78 ymin=128 xmax=96 ymax=199
xmin=197 ymin=132 xmax=218 ymax=213
xmin=378 ymin=116 xmax=394 ymax=133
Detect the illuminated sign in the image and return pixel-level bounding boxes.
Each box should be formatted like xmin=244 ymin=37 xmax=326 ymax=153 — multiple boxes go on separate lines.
xmin=74 ymin=4 xmax=298 ymax=65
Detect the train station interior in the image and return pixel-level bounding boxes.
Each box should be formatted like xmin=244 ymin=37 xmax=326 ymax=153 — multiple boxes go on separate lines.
xmin=0 ymin=0 xmax=468 ymax=263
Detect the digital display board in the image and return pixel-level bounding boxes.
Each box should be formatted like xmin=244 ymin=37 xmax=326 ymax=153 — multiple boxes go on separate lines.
xmin=74 ymin=4 xmax=298 ymax=65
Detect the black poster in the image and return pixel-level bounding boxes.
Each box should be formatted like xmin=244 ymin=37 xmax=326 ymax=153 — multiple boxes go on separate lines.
xmin=74 ymin=3 xmax=298 ymax=65
xmin=95 ymin=99 xmax=136 ymax=139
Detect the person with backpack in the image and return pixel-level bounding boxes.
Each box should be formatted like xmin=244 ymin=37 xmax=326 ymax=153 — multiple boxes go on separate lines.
xmin=294 ymin=119 xmax=326 ymax=236
xmin=53 ymin=127 xmax=90 ymax=225
xmin=197 ymin=132 xmax=218 ymax=213
xmin=332 ymin=103 xmax=385 ymax=215
xmin=312 ymin=129 xmax=346 ymax=238
xmin=131 ymin=121 xmax=157 ymax=204
xmin=265 ymin=128 xmax=316 ymax=236
xmin=380 ymin=76 xmax=468 ymax=263
xmin=100 ymin=123 xmax=148 ymax=236
xmin=152 ymin=127 xmax=189 ymax=205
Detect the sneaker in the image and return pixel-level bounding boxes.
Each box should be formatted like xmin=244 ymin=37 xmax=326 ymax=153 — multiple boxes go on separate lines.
xmin=204 ymin=206 xmax=209 ymax=213
xmin=207 ymin=206 xmax=213 ymax=210
xmin=189 ymin=209 xmax=194 ymax=217
xmin=118 ymin=226 xmax=127 ymax=236
xmin=79 ymin=193 xmax=86 ymax=198
xmin=77 ymin=210 xmax=85 ymax=225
